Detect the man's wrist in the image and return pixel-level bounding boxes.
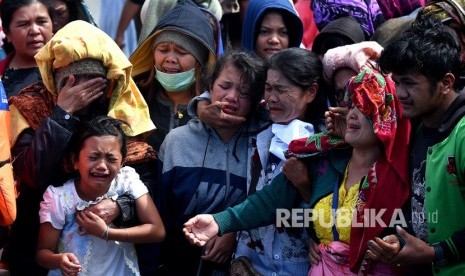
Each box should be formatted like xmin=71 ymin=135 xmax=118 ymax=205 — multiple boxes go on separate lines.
xmin=432 ymin=243 xmax=448 ymax=266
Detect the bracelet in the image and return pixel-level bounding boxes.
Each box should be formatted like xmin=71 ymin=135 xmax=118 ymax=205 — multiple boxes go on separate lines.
xmin=101 ymin=226 xmax=110 ymax=242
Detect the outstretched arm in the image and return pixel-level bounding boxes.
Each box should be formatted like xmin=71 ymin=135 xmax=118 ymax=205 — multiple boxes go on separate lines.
xmin=184 ymin=173 xmax=299 ymax=246
xmin=183 ymin=214 xmax=219 ymax=246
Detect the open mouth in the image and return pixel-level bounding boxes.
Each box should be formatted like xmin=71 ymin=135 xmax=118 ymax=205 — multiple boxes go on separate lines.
xmin=90 ymin=172 xmax=110 ymax=181
xmin=163 ymin=67 xmax=181 ymax=73
xmin=222 ymin=104 xmax=237 ymax=115
xmin=264 ymin=48 xmax=280 ymax=54
xmin=347 ymin=123 xmax=360 ymax=130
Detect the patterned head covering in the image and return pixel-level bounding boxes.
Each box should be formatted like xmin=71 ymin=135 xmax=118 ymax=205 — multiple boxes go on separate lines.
xmin=345 ymin=67 xmax=395 ymax=138
xmin=311 ymin=0 xmax=385 ymax=38
xmin=345 ymin=68 xmax=411 ymax=273
xmin=419 ymin=0 xmax=465 ymax=31
xmin=288 ymin=67 xmax=411 ymax=273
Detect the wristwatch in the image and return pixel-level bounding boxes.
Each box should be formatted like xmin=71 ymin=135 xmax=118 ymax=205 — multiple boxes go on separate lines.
xmin=432 ymin=243 xmax=448 ymax=266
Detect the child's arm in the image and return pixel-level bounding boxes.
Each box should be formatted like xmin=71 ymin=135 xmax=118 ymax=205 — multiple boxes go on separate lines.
xmin=36 ymin=222 xmax=82 ymax=274
xmin=108 ymin=194 xmax=165 ymax=243
xmin=77 ymin=194 xmax=165 ymax=243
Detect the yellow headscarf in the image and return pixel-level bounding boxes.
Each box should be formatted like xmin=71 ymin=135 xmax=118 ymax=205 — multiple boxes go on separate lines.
xmin=22 ymin=20 xmax=155 ymax=138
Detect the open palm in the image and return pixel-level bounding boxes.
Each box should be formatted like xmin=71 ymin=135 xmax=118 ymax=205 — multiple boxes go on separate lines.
xmin=183 ymin=214 xmax=220 ymax=246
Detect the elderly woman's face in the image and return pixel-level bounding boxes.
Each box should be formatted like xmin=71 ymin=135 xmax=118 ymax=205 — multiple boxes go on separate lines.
xmin=264 ymin=69 xmax=315 ymax=124
xmin=255 ymin=11 xmax=289 ymax=59
xmin=5 ymin=2 xmax=53 ymax=61
xmin=345 ymin=107 xmax=377 ymax=147
xmin=153 ymin=42 xmax=197 ymax=73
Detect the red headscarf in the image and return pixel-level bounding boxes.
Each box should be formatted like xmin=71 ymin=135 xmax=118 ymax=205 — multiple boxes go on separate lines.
xmin=287 ymin=67 xmax=411 ymax=273
xmin=345 ymin=68 xmax=411 ymax=273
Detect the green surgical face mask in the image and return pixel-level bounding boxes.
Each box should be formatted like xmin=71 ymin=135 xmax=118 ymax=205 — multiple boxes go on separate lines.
xmin=154 ymin=67 xmax=196 ymax=92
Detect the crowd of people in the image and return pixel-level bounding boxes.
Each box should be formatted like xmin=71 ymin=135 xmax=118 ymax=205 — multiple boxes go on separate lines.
xmin=0 ymin=0 xmax=464 ymax=275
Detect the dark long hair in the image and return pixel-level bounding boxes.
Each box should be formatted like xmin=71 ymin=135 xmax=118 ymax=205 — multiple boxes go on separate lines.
xmin=266 ymin=47 xmax=327 ymax=130
xmin=0 ymin=0 xmax=53 ymax=54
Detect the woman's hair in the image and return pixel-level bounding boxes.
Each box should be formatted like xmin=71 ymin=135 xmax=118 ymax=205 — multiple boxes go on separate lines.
xmin=63 ymin=0 xmax=91 ymax=22
xmin=266 ymin=47 xmax=327 ymax=129
xmin=0 ymin=0 xmax=53 ymax=53
xmin=208 ymin=51 xmax=266 ymax=115
xmin=68 ymin=116 xmax=128 ymax=160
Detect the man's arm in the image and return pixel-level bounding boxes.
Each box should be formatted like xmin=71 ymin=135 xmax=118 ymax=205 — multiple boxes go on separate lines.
xmin=12 ymin=107 xmax=79 ymax=189
xmin=115 ymin=0 xmax=142 ymax=49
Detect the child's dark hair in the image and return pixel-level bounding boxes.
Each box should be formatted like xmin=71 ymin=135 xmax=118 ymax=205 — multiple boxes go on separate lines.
xmin=208 ymin=51 xmax=266 ymax=115
xmin=69 ymin=116 xmax=128 ymax=160
xmin=379 ymin=17 xmax=462 ymax=90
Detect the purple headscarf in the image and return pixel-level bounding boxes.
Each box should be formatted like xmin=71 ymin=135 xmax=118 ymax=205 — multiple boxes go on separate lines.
xmin=312 ymin=0 xmax=385 ymax=38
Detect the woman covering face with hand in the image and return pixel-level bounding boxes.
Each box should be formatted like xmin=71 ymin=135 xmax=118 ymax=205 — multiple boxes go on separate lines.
xmin=6 ymin=20 xmax=155 ymax=275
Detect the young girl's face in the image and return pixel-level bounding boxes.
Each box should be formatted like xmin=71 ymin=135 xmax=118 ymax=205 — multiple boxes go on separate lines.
xmin=255 ymin=11 xmax=289 ymax=59
xmin=74 ymin=135 xmax=123 ymax=191
xmin=210 ymin=64 xmax=252 ymax=118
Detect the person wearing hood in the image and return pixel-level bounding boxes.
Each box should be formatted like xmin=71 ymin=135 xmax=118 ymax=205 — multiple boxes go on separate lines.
xmin=130 ymin=0 xmax=217 ymax=152
xmin=241 ymin=0 xmax=303 ymax=59
xmin=6 ymin=20 xmax=155 ymax=275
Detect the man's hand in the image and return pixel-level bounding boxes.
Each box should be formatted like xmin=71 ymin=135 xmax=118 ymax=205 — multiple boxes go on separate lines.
xmin=309 ymin=238 xmax=321 ymax=265
xmin=367 ymin=226 xmax=435 ymax=265
xmin=56 ymin=75 xmax=107 ymax=114
xmin=282 ymin=157 xmax=311 ymax=201
xmin=83 ymin=198 xmax=120 ymax=225
xmin=183 ymin=214 xmax=219 ymax=246
xmin=201 ymin=232 xmax=236 ymax=263
xmin=198 ymin=101 xmax=246 ymax=129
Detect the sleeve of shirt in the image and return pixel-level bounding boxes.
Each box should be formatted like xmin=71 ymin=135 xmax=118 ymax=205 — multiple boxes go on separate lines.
xmin=213 ymin=173 xmax=298 ymax=236
xmin=39 ymin=185 xmax=66 ymax=230
xmin=438 ymin=228 xmax=465 ymax=263
xmin=187 ymin=91 xmax=211 ymax=118
xmin=119 ymin=166 xmax=148 ymax=199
